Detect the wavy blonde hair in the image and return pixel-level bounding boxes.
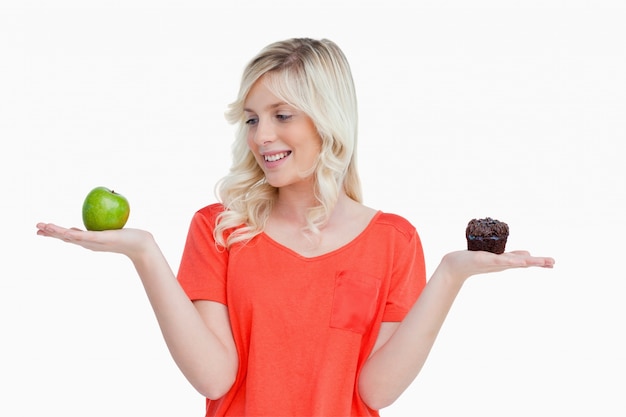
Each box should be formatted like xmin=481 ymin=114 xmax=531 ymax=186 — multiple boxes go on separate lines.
xmin=214 ymin=38 xmax=362 ymax=248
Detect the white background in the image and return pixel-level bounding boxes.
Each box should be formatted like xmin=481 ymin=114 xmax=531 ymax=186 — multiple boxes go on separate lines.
xmin=2 ymin=0 xmax=625 ymax=415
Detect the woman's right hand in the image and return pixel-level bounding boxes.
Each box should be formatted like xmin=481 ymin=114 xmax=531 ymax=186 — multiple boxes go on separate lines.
xmin=36 ymin=223 xmax=155 ymax=261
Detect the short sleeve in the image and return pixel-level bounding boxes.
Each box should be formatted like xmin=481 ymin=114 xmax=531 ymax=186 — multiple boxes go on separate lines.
xmin=382 ymin=227 xmax=426 ymax=322
xmin=177 ymin=204 xmax=229 ymax=304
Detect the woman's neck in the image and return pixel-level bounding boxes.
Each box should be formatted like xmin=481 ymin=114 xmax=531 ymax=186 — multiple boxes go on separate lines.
xmin=271 ymin=186 xmax=349 ymax=229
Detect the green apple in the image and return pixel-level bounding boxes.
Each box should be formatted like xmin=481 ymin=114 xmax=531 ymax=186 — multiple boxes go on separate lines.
xmin=82 ymin=186 xmax=130 ymax=231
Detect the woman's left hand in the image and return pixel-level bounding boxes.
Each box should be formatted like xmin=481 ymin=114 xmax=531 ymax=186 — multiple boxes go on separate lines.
xmin=438 ymin=250 xmax=555 ymax=283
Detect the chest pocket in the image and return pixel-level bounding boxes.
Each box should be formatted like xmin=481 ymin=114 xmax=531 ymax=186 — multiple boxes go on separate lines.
xmin=330 ymin=270 xmax=382 ymax=334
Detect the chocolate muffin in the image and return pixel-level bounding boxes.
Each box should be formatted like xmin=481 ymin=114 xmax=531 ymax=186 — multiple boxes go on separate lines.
xmin=466 ymin=217 xmax=509 ymax=254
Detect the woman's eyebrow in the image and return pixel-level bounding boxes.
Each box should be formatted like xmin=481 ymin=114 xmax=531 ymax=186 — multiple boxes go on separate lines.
xmin=243 ymin=102 xmax=289 ymax=113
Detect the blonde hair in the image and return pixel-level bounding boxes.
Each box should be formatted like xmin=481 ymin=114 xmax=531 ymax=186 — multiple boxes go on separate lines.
xmin=215 ymin=38 xmax=361 ymax=248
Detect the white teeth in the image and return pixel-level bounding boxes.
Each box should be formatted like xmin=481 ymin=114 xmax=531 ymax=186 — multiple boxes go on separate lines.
xmin=264 ymin=152 xmax=290 ymax=162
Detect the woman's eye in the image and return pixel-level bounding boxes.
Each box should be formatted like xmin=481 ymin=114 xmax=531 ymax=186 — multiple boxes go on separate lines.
xmin=276 ymin=114 xmax=292 ymax=121
xmin=245 ymin=117 xmax=258 ymax=125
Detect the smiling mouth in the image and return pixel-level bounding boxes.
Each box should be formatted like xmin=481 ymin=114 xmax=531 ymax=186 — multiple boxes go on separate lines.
xmin=264 ymin=151 xmax=292 ymax=162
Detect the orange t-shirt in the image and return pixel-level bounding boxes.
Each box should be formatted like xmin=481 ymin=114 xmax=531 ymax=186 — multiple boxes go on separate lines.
xmin=177 ymin=203 xmax=426 ymax=417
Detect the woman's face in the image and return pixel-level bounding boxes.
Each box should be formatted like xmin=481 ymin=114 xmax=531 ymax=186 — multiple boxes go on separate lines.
xmin=244 ymin=76 xmax=322 ymax=190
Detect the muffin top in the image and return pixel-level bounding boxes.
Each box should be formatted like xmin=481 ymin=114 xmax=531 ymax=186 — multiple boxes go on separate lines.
xmin=466 ymin=217 xmax=509 ymax=238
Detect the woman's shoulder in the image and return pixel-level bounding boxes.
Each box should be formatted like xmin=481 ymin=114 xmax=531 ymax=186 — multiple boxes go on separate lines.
xmin=372 ymin=211 xmax=418 ymax=239
xmin=196 ymin=202 xmax=226 ymax=217
xmin=188 ymin=203 xmax=226 ymax=228
xmin=344 ymin=198 xmax=417 ymax=239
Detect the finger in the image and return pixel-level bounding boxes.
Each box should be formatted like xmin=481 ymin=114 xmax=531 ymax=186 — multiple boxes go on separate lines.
xmin=36 ymin=223 xmax=60 ymax=238
xmin=36 ymin=223 xmax=81 ymax=242
xmin=36 ymin=222 xmax=52 ymax=235
xmin=508 ymin=250 xmax=531 ymax=256
xmin=513 ymin=254 xmax=555 ymax=268
xmin=36 ymin=223 xmax=65 ymax=234
xmin=505 ymin=251 xmax=555 ymax=268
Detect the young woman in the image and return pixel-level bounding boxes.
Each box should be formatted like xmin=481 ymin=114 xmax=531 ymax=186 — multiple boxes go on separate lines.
xmin=36 ymin=38 xmax=554 ymax=416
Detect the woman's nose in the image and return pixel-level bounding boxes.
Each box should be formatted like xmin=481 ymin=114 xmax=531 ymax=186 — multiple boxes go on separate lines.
xmin=252 ymin=119 xmax=276 ymax=145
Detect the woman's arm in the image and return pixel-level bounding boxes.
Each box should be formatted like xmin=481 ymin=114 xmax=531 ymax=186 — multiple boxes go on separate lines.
xmin=36 ymin=223 xmax=238 ymax=399
xmin=359 ymin=250 xmax=555 ymax=410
